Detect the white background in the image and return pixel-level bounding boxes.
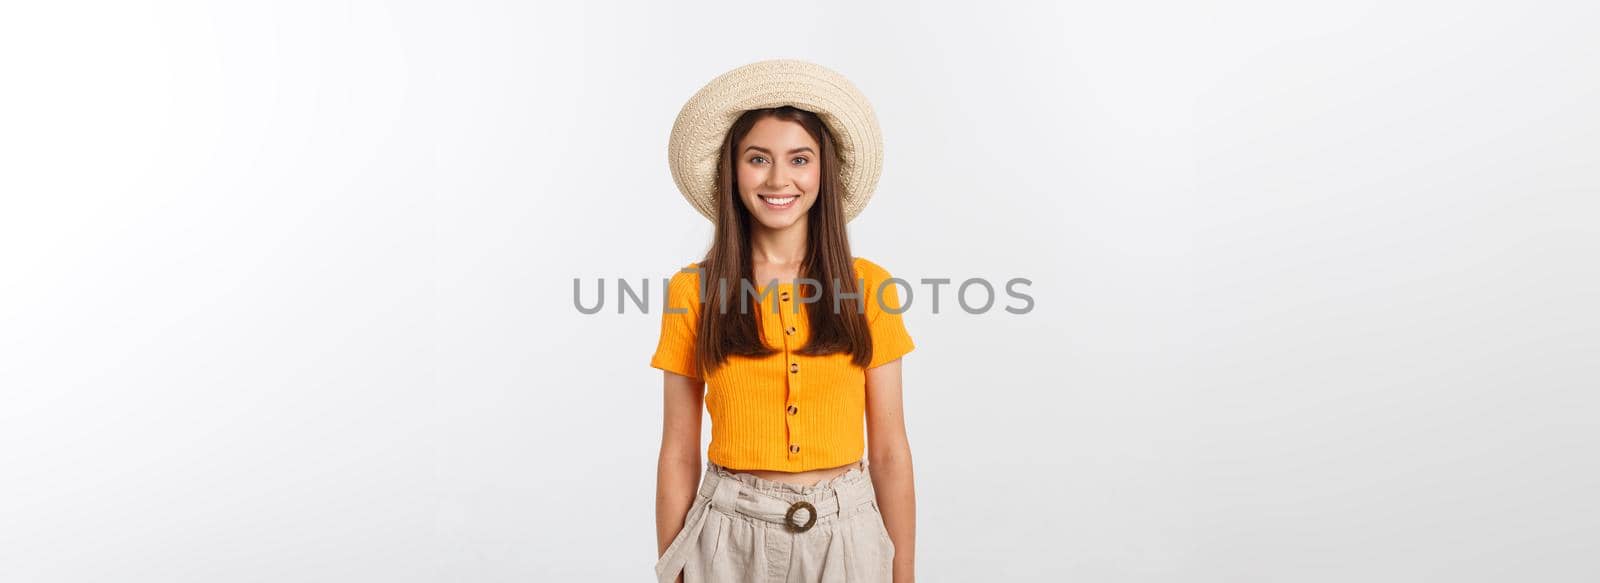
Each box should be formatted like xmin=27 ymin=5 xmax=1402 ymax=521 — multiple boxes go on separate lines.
xmin=2 ymin=1 xmax=1597 ymax=581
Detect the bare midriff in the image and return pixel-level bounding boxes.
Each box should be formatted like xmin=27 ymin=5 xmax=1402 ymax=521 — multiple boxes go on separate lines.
xmin=731 ymin=458 xmax=864 ymax=487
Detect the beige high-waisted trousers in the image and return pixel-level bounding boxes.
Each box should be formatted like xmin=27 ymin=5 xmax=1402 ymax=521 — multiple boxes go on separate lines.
xmin=654 ymin=459 xmax=896 ymax=583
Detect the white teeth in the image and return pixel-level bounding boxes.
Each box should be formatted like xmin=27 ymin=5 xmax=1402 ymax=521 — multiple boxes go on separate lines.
xmin=762 ymin=196 xmax=796 ymax=206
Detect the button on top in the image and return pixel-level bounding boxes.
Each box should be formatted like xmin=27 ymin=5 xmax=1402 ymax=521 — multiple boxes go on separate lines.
xmin=780 ymin=291 xmax=790 ymax=301
xmin=785 ymin=326 xmax=797 ymax=335
xmin=790 ymin=362 xmax=799 ymax=373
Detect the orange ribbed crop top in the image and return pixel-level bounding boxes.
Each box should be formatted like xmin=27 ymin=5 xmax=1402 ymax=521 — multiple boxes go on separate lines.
xmin=649 ymin=256 xmax=915 ymax=472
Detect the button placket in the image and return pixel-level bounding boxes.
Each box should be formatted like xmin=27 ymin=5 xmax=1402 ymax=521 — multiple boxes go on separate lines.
xmin=778 ymin=285 xmax=800 ymax=460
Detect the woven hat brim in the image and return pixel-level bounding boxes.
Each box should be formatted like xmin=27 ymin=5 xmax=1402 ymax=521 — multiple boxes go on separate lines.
xmin=667 ymin=59 xmax=884 ymax=223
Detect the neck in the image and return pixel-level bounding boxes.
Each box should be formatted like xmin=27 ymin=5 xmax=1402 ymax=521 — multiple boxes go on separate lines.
xmin=749 ymin=215 xmax=808 ymax=266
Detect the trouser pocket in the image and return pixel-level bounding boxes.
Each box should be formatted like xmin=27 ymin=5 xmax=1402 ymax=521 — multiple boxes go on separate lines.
xmin=654 ymin=493 xmax=711 ymax=582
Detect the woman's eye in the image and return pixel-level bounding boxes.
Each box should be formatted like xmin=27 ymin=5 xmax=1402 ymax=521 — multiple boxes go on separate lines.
xmin=750 ymin=156 xmax=768 ymax=164
xmin=791 ymin=157 xmax=809 ymax=165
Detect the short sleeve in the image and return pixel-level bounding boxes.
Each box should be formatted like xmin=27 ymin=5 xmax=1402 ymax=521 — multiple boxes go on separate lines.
xmin=650 ymin=265 xmax=703 ymax=380
xmin=860 ymin=258 xmax=915 ymax=369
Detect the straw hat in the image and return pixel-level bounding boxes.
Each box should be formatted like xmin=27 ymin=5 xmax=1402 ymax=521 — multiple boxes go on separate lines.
xmin=667 ymin=59 xmax=884 ymax=223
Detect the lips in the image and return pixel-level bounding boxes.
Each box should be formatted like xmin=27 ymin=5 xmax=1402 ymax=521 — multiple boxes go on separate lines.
xmin=758 ymin=194 xmax=799 ymax=210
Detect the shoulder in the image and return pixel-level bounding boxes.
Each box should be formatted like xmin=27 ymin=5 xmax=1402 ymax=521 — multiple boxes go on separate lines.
xmin=852 ymin=257 xmax=908 ymax=317
xmin=852 ymin=256 xmax=893 ymax=283
xmin=665 ymin=261 xmax=703 ymax=298
xmin=668 ymin=261 xmax=702 ymax=281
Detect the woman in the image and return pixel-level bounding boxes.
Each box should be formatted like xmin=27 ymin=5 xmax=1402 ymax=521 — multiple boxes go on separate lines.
xmin=651 ymin=59 xmax=917 ymax=583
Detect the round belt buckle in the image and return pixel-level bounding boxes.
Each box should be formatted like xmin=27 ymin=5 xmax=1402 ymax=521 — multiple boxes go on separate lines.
xmin=784 ymin=500 xmax=817 ymax=533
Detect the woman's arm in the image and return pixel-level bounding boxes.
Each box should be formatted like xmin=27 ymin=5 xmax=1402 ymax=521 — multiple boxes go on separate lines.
xmin=865 ymin=358 xmax=916 ymax=583
xmin=656 ymin=370 xmax=705 ymax=566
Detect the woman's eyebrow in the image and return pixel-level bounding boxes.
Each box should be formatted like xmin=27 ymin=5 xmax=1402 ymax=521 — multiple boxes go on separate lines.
xmin=743 ymin=145 xmax=816 ymax=155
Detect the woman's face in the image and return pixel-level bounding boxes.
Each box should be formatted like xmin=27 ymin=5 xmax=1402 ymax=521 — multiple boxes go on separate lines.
xmin=735 ymin=117 xmax=822 ymax=231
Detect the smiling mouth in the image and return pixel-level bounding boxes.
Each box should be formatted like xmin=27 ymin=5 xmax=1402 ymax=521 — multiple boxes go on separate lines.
xmin=758 ymin=194 xmax=799 ymax=209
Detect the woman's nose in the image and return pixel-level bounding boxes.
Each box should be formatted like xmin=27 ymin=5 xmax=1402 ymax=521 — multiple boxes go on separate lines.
xmin=764 ymin=166 xmax=793 ymax=189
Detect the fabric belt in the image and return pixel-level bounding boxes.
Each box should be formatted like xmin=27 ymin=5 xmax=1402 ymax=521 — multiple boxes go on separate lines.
xmin=697 ymin=462 xmax=873 ymax=533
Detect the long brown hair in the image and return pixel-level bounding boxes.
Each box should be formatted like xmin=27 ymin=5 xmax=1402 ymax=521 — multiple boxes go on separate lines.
xmin=694 ymin=106 xmax=872 ymax=375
